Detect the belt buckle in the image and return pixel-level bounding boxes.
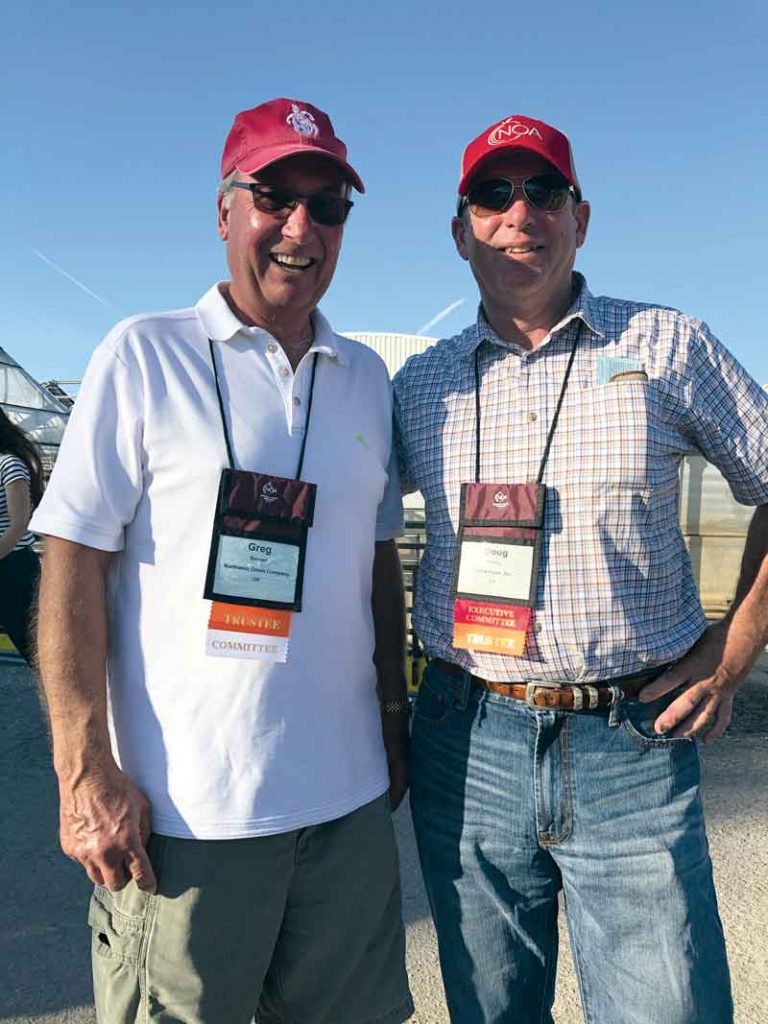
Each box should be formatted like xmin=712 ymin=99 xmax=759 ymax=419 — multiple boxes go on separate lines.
xmin=525 ymin=681 xmax=558 ymax=708
xmin=525 ymin=681 xmax=600 ymax=711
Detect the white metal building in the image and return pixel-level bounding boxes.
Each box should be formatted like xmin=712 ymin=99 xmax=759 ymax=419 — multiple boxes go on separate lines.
xmin=0 ymin=347 xmax=70 ymax=472
xmin=342 ymin=332 xmax=436 ymax=377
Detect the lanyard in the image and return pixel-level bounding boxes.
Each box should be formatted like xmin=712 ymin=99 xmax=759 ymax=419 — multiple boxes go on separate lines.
xmin=472 ymin=321 xmax=582 ymax=484
xmin=208 ymin=338 xmax=319 ymax=479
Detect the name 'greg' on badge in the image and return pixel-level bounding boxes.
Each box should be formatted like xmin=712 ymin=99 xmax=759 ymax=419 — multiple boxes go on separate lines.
xmin=213 ymin=535 xmax=300 ymax=605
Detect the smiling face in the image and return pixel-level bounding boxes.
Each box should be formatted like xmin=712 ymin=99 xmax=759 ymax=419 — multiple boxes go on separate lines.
xmin=217 ymin=153 xmax=347 ymax=339
xmin=452 ymin=151 xmax=590 ymax=333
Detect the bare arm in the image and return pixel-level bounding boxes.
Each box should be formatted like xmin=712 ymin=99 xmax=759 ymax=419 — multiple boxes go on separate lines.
xmin=0 ymin=479 xmax=32 ymax=559
xmin=641 ymin=503 xmax=768 ymax=740
xmin=372 ymin=539 xmax=409 ymax=810
xmin=37 ymin=537 xmax=155 ymax=891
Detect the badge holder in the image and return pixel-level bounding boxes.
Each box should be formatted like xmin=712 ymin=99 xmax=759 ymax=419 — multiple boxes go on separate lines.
xmin=204 ymin=469 xmax=316 ymax=611
xmin=452 ymin=482 xmax=544 ymax=655
xmin=204 ymin=341 xmax=319 ymax=662
xmin=451 ymin=327 xmax=581 ymax=657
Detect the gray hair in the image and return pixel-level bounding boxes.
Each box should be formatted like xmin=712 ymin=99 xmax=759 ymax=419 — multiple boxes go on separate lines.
xmin=217 ymin=170 xmax=239 ymax=209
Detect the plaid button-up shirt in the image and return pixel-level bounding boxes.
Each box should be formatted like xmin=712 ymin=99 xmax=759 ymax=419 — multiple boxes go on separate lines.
xmin=393 ymin=275 xmax=768 ymax=683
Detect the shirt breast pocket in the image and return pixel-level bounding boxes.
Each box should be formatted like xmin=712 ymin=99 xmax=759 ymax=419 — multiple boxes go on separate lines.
xmin=557 ymin=380 xmax=652 ymax=488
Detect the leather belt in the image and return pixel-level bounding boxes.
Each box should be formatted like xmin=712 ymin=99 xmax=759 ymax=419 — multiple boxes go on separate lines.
xmin=432 ymin=658 xmax=656 ymax=711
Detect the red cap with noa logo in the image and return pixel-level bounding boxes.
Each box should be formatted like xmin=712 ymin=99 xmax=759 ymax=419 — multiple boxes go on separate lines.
xmin=221 ymin=98 xmax=365 ymax=193
xmin=458 ymin=114 xmax=580 ymax=198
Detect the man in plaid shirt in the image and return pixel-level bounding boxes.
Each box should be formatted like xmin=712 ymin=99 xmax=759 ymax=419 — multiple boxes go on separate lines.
xmin=394 ymin=113 xmax=768 ymax=1023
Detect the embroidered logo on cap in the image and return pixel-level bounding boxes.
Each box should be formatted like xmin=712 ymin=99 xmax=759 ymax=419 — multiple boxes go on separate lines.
xmin=488 ymin=118 xmax=543 ymax=146
xmin=286 ymin=103 xmax=319 ymax=139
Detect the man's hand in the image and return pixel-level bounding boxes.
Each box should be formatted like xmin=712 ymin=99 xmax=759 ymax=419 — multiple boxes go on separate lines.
xmin=59 ymin=768 xmax=156 ymax=893
xmin=36 ymin=540 xmax=156 ymax=891
xmin=638 ymin=623 xmax=744 ymax=742
xmin=381 ymin=712 xmax=409 ymax=811
xmin=640 ymin=505 xmax=768 ymax=742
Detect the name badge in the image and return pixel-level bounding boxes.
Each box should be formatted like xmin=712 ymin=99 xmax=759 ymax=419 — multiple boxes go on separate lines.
xmin=212 ymin=536 xmax=300 ymax=606
xmin=204 ymin=468 xmax=316 ymax=611
xmin=451 ymin=482 xmax=544 ymax=657
xmin=456 ymin=539 xmax=535 ymax=601
xmin=203 ymin=468 xmax=316 ymax=662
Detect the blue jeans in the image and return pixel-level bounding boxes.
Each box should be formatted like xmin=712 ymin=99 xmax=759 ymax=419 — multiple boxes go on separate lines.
xmin=410 ymin=661 xmax=732 ymax=1024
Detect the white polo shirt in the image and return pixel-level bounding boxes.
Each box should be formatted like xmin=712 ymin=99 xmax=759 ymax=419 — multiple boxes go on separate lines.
xmin=31 ymin=284 xmax=403 ymax=839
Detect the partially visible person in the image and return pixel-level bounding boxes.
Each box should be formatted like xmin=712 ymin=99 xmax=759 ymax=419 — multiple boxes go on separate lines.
xmin=0 ymin=406 xmax=43 ymax=664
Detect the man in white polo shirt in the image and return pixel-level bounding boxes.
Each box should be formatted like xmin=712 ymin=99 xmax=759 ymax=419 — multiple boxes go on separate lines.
xmin=32 ymin=98 xmax=413 ymax=1024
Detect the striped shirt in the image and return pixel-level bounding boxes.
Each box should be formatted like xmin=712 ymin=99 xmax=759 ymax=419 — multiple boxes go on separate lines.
xmin=0 ymin=454 xmax=35 ymax=551
xmin=393 ymin=275 xmax=768 ymax=683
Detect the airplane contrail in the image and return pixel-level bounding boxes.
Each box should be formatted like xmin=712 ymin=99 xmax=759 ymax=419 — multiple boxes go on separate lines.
xmin=416 ymin=298 xmax=466 ymax=336
xmin=31 ymin=248 xmax=115 ymax=309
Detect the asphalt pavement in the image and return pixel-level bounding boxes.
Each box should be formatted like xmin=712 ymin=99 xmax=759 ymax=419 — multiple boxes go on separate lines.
xmin=1 ymin=657 xmax=767 ymax=1023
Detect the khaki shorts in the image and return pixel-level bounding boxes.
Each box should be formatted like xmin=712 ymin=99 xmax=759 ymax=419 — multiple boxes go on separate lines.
xmin=88 ymin=794 xmax=413 ymax=1024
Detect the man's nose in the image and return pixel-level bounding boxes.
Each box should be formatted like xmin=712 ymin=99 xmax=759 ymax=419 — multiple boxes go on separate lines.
xmin=281 ymin=200 xmax=315 ymax=240
xmin=502 ymin=192 xmax=536 ymax=229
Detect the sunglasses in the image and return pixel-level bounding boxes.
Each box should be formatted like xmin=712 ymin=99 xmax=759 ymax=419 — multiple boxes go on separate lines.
xmin=459 ymin=174 xmax=578 ymax=217
xmin=231 ymin=182 xmax=353 ymax=227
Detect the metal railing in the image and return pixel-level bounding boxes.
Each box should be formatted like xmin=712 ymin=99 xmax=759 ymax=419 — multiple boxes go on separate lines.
xmin=397 ymin=515 xmax=427 ymax=692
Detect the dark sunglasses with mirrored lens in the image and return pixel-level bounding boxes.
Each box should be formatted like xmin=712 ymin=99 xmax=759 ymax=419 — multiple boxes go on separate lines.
xmin=231 ymin=182 xmax=353 ymax=226
xmin=460 ymin=174 xmax=578 ymax=217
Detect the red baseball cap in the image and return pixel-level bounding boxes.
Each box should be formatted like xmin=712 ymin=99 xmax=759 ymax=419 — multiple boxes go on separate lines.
xmin=221 ymin=98 xmax=365 ymax=193
xmin=458 ymin=114 xmax=580 ymax=198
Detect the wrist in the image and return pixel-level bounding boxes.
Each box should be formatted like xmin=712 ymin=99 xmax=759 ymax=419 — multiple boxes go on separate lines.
xmin=53 ymin=738 xmax=118 ymax=787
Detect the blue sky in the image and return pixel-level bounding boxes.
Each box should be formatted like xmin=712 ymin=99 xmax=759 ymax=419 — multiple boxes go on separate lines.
xmin=3 ymin=0 xmax=767 ymax=385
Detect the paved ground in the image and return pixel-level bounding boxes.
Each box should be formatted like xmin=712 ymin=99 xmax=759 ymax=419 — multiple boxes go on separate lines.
xmin=1 ymin=657 xmax=767 ymax=1023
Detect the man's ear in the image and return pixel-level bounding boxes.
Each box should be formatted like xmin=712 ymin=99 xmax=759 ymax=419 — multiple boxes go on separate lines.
xmin=452 ymin=214 xmax=470 ymax=262
xmin=574 ymin=200 xmax=590 ymax=249
xmin=217 ymin=193 xmax=230 ymax=242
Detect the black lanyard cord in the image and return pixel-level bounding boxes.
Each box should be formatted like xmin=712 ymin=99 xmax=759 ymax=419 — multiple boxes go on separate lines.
xmin=296 ymin=352 xmax=318 ymax=480
xmin=208 ymin=338 xmax=318 ymax=478
xmin=536 ymin=329 xmax=580 ymax=485
xmin=473 ymin=350 xmax=482 ymax=484
xmin=209 ymin=337 xmax=236 ymax=470
xmin=473 ymin=321 xmax=582 ymax=484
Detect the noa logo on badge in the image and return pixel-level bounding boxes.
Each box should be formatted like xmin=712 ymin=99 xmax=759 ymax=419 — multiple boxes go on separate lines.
xmin=488 ymin=119 xmax=544 ymax=147
xmin=493 ymin=490 xmax=510 ymax=509
xmin=261 ymin=481 xmax=279 ymax=503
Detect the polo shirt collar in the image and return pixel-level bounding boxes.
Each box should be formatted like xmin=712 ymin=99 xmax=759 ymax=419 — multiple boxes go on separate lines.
xmin=195 ymin=283 xmax=348 ymax=366
xmin=307 ymin=307 xmax=349 ymax=366
xmin=456 ymin=272 xmax=605 ymax=359
xmin=196 ymin=284 xmax=248 ymax=342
